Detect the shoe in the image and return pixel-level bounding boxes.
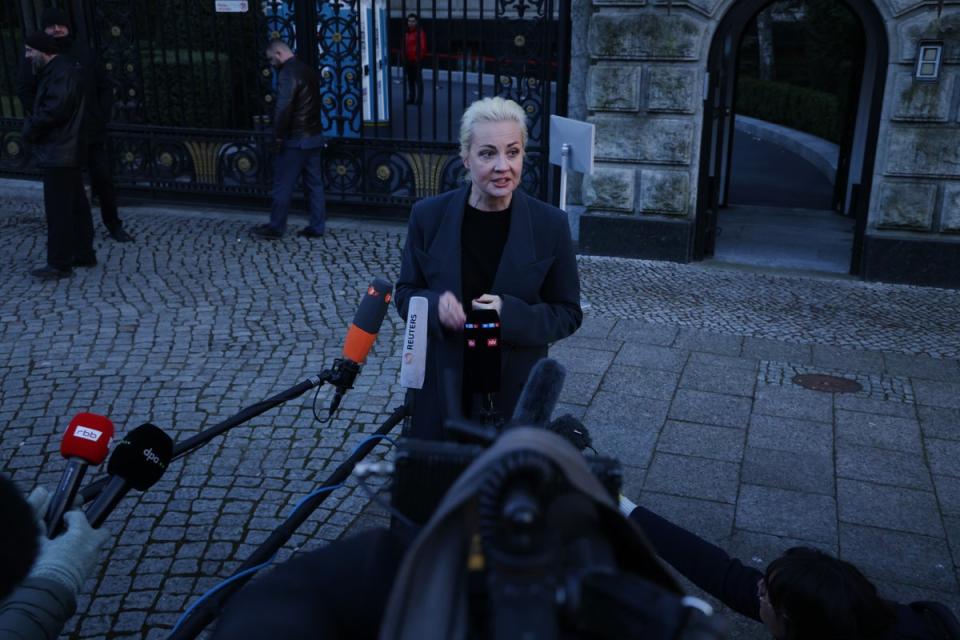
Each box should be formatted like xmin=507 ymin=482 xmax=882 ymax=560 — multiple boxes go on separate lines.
xmin=73 ymin=256 xmax=97 ymax=268
xmin=108 ymin=226 xmax=134 ymax=242
xmin=251 ymin=224 xmax=283 ymax=239
xmin=297 ymin=227 xmax=324 ymax=238
xmin=31 ymin=265 xmax=72 ymax=279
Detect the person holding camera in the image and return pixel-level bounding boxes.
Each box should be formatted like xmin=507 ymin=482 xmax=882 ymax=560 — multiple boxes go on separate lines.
xmin=394 ymin=97 xmax=582 ymax=440
xmin=622 ymin=497 xmax=958 ymax=639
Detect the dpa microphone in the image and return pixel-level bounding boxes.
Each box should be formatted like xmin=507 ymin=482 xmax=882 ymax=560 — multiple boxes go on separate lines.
xmin=45 ymin=413 xmax=114 ymax=537
xmin=328 ymin=278 xmax=393 ymax=415
xmin=510 ymin=358 xmax=566 ymax=427
xmin=85 ymin=423 xmax=174 ymax=528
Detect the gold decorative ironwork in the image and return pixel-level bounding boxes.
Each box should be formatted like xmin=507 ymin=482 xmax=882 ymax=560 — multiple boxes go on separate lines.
xmin=403 ymin=152 xmax=449 ymax=197
xmin=184 ymin=141 xmax=224 ymax=184
xmin=265 ymin=95 xmax=273 ymax=103
xmin=514 ymin=35 xmax=525 ymax=47
xmin=105 ymin=62 xmax=113 ymax=71
xmin=336 ymin=164 xmax=347 ymax=176
xmin=271 ymin=30 xmax=280 ymax=39
xmin=500 ymin=75 xmax=512 ymax=87
xmin=525 ymin=104 xmax=535 ymax=113
xmin=110 ymin=25 xmax=121 ymax=37
xmin=158 ymin=152 xmax=174 ymax=167
xmin=236 ymin=156 xmax=252 ymax=172
xmin=128 ymin=89 xmax=136 ymax=97
xmin=262 ymin=68 xmax=271 ymax=77
xmin=124 ymin=152 xmax=135 ymax=163
xmin=332 ymin=32 xmax=342 ymax=43
xmin=376 ymin=164 xmax=391 ymax=180
xmin=125 ymin=64 xmax=134 ymax=72
xmin=6 ymin=141 xmax=21 ymax=157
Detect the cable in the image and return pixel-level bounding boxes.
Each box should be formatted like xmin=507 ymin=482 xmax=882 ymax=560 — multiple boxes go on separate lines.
xmin=170 ymin=483 xmax=345 ymax=635
xmin=357 ymin=474 xmax=418 ymax=531
xmin=172 ymin=435 xmax=398 ymax=635
xmin=312 ymin=385 xmax=333 ymax=424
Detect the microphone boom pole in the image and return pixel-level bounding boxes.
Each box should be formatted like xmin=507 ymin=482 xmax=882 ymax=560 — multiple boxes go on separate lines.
xmin=168 ymin=403 xmax=408 ymax=640
xmin=79 ymin=372 xmax=333 ymax=502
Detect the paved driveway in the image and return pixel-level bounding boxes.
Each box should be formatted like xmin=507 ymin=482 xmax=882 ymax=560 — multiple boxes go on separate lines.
xmin=1 ymin=190 xmax=958 ymax=638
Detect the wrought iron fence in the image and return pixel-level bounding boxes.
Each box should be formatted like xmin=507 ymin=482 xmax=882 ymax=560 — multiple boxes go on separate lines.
xmin=0 ymin=0 xmax=568 ymax=212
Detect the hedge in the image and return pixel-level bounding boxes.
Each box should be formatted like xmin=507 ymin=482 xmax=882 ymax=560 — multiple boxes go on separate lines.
xmin=735 ymin=76 xmax=842 ymax=143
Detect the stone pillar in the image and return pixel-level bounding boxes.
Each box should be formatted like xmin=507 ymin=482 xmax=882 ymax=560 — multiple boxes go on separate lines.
xmin=577 ymin=1 xmax=709 ymax=261
xmin=864 ymin=10 xmax=960 ymax=287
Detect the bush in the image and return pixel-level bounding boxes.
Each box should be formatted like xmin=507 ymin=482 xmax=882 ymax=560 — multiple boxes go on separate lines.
xmin=735 ymin=76 xmax=842 ymax=143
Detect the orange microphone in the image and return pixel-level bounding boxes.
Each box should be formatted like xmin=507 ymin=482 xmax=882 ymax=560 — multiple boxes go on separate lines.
xmin=327 ymin=278 xmax=393 ymax=415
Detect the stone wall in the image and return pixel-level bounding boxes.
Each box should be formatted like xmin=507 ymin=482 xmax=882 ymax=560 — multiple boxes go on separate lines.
xmin=577 ymin=3 xmax=707 ymax=227
xmin=870 ymin=11 xmax=960 ymax=235
xmin=575 ymin=0 xmax=960 ymax=284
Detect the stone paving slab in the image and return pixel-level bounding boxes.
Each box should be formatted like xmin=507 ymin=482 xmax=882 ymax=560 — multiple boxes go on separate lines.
xmin=1 ymin=194 xmax=959 ymax=637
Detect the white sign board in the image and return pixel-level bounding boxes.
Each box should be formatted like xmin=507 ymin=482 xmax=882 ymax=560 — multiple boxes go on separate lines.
xmin=215 ymin=1 xmax=249 ymax=12
xmin=549 ymin=115 xmax=595 ymax=175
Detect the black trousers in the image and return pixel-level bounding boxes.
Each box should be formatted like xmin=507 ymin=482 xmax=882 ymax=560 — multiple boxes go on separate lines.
xmin=85 ymin=141 xmax=121 ymax=230
xmin=404 ymin=61 xmax=423 ymax=104
xmin=42 ymin=167 xmax=95 ymax=270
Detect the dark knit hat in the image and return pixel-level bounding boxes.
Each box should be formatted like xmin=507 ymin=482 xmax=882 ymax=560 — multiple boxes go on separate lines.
xmin=40 ymin=7 xmax=70 ymax=29
xmin=25 ymin=31 xmax=59 ymax=55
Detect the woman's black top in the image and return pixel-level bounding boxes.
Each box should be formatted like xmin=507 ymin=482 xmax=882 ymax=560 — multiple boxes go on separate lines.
xmin=460 ymin=202 xmax=511 ymax=312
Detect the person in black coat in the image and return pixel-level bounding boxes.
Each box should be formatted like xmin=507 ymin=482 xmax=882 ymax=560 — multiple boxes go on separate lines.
xmin=624 ymin=498 xmax=956 ymax=639
xmin=394 ymin=96 xmax=582 ymax=440
xmin=250 ymin=39 xmax=327 ymax=239
xmin=21 ymin=31 xmax=95 ymax=279
xmin=18 ymin=8 xmax=133 ymax=243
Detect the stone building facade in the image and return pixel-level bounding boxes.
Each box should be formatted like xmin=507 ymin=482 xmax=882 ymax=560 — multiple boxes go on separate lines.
xmin=569 ymin=0 xmax=960 ymax=288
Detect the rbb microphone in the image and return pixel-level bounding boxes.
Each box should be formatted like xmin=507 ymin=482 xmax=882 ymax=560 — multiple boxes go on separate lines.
xmin=85 ymin=423 xmax=173 ymax=528
xmin=510 ymin=358 xmax=566 ymax=427
xmin=400 ymin=296 xmax=428 ymax=390
xmin=45 ymin=413 xmax=114 ymax=537
xmin=328 ymin=278 xmax=393 ymax=414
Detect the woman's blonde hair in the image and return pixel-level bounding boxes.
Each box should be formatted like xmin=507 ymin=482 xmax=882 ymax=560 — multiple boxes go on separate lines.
xmin=458 ymin=97 xmax=528 ymax=159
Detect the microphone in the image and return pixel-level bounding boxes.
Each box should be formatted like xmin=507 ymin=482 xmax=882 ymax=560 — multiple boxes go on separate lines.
xmin=327 ymin=278 xmax=393 ymax=415
xmin=45 ymin=413 xmax=114 ymax=537
xmin=463 ymin=309 xmax=501 ymax=395
xmin=85 ymin=423 xmax=173 ymax=528
xmin=510 ymin=358 xmax=566 ymax=427
xmin=400 ymin=296 xmax=428 ymax=390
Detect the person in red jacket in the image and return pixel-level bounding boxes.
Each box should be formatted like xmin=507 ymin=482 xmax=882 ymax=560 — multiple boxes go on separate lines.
xmin=402 ymin=13 xmax=427 ymax=106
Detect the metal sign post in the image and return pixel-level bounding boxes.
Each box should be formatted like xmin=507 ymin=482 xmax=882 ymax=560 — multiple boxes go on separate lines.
xmin=549 ymin=115 xmax=595 ymax=213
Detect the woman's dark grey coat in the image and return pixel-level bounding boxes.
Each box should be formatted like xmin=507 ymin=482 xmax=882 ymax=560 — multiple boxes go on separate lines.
xmin=394 ymin=185 xmax=582 ymax=440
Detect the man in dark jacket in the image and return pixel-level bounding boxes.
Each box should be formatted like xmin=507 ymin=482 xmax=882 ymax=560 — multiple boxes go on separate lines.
xmin=251 ymin=39 xmax=326 ymax=239
xmin=18 ymin=8 xmax=134 ymax=243
xmin=21 ymin=32 xmax=95 ymax=279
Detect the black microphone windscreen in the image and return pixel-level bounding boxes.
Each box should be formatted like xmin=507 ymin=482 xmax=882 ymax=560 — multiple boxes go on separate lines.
xmin=107 ymin=423 xmax=174 ymax=491
xmin=511 ymin=358 xmax=566 ymax=426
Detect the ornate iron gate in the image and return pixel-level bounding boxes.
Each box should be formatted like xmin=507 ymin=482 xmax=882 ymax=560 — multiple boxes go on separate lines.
xmin=0 ymin=0 xmax=568 ymax=212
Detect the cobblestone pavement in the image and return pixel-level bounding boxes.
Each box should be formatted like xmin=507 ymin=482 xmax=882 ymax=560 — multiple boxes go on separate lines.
xmin=1 ymin=195 xmax=958 ymax=638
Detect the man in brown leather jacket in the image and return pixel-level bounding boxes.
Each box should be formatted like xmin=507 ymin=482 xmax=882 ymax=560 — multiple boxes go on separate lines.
xmin=21 ymin=31 xmax=96 ymax=279
xmin=252 ymin=40 xmax=327 ymax=239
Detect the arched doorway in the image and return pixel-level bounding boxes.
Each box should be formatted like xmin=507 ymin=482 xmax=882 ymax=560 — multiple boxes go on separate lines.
xmin=694 ymin=0 xmax=888 ymax=274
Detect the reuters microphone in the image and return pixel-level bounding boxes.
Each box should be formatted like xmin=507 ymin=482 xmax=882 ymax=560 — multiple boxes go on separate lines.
xmin=85 ymin=423 xmax=174 ymax=528
xmin=328 ymin=278 xmax=393 ymax=414
xmin=45 ymin=413 xmax=115 ymax=537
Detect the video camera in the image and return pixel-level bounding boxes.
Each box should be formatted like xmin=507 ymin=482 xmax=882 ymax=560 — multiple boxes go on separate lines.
xmin=382 ymin=358 xmax=726 ymax=640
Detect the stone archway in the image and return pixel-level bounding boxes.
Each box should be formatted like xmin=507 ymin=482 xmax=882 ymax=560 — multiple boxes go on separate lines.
xmin=692 ymin=0 xmax=889 ymax=273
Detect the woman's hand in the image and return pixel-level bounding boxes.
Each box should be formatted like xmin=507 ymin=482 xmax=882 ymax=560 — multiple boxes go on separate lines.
xmin=438 ymin=291 xmax=466 ymax=331
xmin=472 ymin=294 xmax=502 ymax=315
